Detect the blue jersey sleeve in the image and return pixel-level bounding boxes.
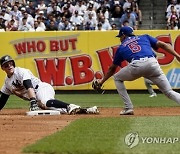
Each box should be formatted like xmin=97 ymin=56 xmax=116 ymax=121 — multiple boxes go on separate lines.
xmin=145 ymin=35 xmax=158 ymax=50
xmin=113 ymin=48 xmax=124 ymax=66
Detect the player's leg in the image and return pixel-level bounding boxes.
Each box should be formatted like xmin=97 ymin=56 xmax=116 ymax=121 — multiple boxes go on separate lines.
xmin=144 ymin=78 xmax=157 ymax=97
xmin=76 ymin=106 xmax=99 ymax=114
xmin=150 ymin=74 xmax=180 ymax=104
xmin=36 ymin=82 xmax=80 ymax=114
xmin=113 ymin=64 xmax=141 ymax=115
xmin=114 ymin=59 xmax=157 ymax=115
xmin=144 ymin=58 xmax=180 ymax=104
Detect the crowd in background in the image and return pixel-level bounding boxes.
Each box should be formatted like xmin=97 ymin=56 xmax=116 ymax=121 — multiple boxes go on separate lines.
xmin=0 ymin=0 xmax=142 ymax=31
xmin=166 ymin=0 xmax=180 ymax=29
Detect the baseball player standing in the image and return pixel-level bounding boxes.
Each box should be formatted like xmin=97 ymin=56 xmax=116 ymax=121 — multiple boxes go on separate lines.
xmin=0 ymin=55 xmax=99 ymax=114
xmin=98 ymin=26 xmax=180 ymax=115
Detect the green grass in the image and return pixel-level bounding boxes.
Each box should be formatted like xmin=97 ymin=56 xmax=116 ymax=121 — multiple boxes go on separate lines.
xmin=5 ymin=96 xmax=29 ymax=109
xmin=23 ymin=117 xmax=180 ymax=154
xmin=55 ymin=93 xmax=178 ymax=108
xmin=4 ymin=93 xmax=180 ymax=154
xmin=5 ymin=93 xmax=178 ymax=109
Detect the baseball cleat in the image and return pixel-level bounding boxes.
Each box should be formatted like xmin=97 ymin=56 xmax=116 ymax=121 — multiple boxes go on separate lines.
xmin=86 ymin=106 xmax=100 ymax=114
xmin=149 ymin=93 xmax=157 ymax=97
xmin=68 ymin=104 xmax=81 ymax=115
xmin=120 ymin=108 xmax=134 ymax=115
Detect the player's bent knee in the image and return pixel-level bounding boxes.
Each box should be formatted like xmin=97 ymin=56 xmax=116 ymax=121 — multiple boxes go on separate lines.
xmin=113 ymin=75 xmax=123 ymax=82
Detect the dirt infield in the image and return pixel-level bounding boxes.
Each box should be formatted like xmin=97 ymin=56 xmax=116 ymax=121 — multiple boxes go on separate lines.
xmin=0 ymin=107 xmax=180 ymax=154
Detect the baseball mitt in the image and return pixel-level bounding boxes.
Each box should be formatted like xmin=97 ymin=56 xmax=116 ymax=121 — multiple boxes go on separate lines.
xmin=92 ymin=80 xmax=104 ymax=94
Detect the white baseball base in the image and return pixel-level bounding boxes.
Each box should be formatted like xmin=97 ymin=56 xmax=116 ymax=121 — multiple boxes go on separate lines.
xmin=26 ymin=110 xmax=61 ymax=116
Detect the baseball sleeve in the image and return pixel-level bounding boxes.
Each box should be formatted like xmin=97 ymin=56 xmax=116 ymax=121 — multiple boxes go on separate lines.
xmin=0 ymin=92 xmax=9 ymax=110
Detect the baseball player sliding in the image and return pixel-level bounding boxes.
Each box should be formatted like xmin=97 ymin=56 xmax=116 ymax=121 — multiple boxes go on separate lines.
xmin=0 ymin=55 xmax=99 ymax=115
xmin=95 ymin=26 xmax=180 ymax=115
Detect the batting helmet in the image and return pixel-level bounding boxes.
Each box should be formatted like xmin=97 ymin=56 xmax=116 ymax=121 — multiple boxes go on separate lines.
xmin=0 ymin=55 xmax=15 ymax=67
xmin=116 ymin=26 xmax=134 ymax=37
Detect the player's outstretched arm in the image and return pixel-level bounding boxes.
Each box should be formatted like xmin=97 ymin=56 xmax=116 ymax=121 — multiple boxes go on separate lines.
xmin=0 ymin=92 xmax=9 ymax=110
xmin=23 ymin=79 xmax=39 ymax=111
xmin=156 ymin=40 xmax=180 ymax=62
xmin=99 ymin=64 xmax=118 ymax=85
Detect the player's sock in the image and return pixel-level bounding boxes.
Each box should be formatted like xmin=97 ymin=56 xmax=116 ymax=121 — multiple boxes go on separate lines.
xmin=46 ymin=99 xmax=69 ymax=108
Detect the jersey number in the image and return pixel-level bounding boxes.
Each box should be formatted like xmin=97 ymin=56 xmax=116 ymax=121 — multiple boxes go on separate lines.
xmin=128 ymin=41 xmax=141 ymax=53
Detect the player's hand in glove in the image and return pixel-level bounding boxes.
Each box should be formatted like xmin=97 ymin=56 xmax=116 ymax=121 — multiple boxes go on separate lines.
xmin=92 ymin=80 xmax=104 ymax=94
xmin=29 ymin=97 xmax=40 ymax=111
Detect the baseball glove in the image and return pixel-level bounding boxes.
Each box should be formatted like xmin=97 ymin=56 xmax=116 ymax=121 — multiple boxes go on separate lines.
xmin=92 ymin=80 xmax=104 ymax=94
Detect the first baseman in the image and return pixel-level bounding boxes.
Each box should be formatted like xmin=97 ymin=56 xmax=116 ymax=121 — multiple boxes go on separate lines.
xmin=98 ymin=26 xmax=180 ymax=115
xmin=0 ymin=55 xmax=99 ymax=114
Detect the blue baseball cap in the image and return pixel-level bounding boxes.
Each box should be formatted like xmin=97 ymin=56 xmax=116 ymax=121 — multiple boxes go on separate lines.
xmin=116 ymin=26 xmax=134 ymax=37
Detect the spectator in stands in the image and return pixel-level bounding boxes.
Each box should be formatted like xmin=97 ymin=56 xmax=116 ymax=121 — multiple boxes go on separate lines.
xmin=11 ymin=0 xmax=26 ymax=6
xmin=178 ymin=16 xmax=180 ymax=29
xmin=96 ymin=0 xmax=110 ymax=19
xmin=98 ymin=15 xmax=112 ymax=30
xmin=6 ymin=18 xmax=18 ymax=31
xmin=87 ymin=0 xmax=100 ymax=11
xmin=0 ymin=0 xmax=145 ymax=31
xmin=10 ymin=5 xmax=22 ymax=21
xmin=122 ymin=20 xmax=130 ymax=26
xmin=47 ymin=1 xmax=61 ymax=15
xmin=167 ymin=10 xmax=179 ymax=29
xmin=131 ymin=0 xmax=142 ymax=25
xmin=120 ymin=7 xmax=137 ymax=29
xmin=58 ymin=16 xmax=73 ymax=30
xmin=0 ymin=15 xmax=6 ymax=31
xmin=112 ymin=0 xmax=125 ymax=8
xmin=96 ymin=22 xmax=106 ymax=31
xmin=111 ymin=4 xmax=124 ymax=19
xmin=1 ymin=0 xmax=11 ymax=11
xmin=70 ymin=10 xmax=84 ymax=30
xmin=84 ymin=12 xmax=97 ymax=30
xmin=62 ymin=1 xmax=75 ymax=15
xmin=37 ymin=0 xmax=47 ymax=13
xmin=19 ymin=7 xmax=26 ymax=19
xmin=51 ymin=4 xmax=62 ymax=20
xmin=46 ymin=20 xmax=58 ymax=31
xmin=18 ymin=17 xmax=32 ymax=31
xmin=31 ymin=20 xmax=45 ymax=31
xmin=13 ymin=1 xmax=22 ymax=8
xmin=74 ymin=0 xmax=87 ymax=17
xmin=84 ymin=3 xmax=97 ymax=19
xmin=166 ymin=0 xmax=179 ymax=15
xmin=45 ymin=13 xmax=58 ymax=28
xmin=111 ymin=23 xmax=118 ymax=30
xmin=110 ymin=4 xmax=124 ymax=29
xmin=1 ymin=8 xmax=11 ymax=22
xmin=166 ymin=5 xmax=177 ymax=20
xmin=26 ymin=0 xmax=36 ymax=18
xmin=20 ymin=11 xmax=34 ymax=28
xmin=35 ymin=10 xmax=45 ymax=20
xmin=61 ymin=5 xmax=72 ymax=19
xmin=176 ymin=0 xmax=180 ymax=13
xmin=36 ymin=16 xmax=46 ymax=31
xmin=123 ymin=0 xmax=132 ymax=11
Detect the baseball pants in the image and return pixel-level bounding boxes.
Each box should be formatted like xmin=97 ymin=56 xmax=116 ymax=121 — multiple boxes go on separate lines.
xmin=113 ymin=57 xmax=180 ymax=109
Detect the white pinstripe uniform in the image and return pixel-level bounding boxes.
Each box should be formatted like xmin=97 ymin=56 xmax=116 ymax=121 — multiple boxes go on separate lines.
xmin=1 ymin=67 xmax=55 ymax=106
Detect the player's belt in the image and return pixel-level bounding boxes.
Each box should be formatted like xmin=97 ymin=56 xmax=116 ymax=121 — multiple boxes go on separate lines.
xmin=132 ymin=55 xmax=154 ymax=61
